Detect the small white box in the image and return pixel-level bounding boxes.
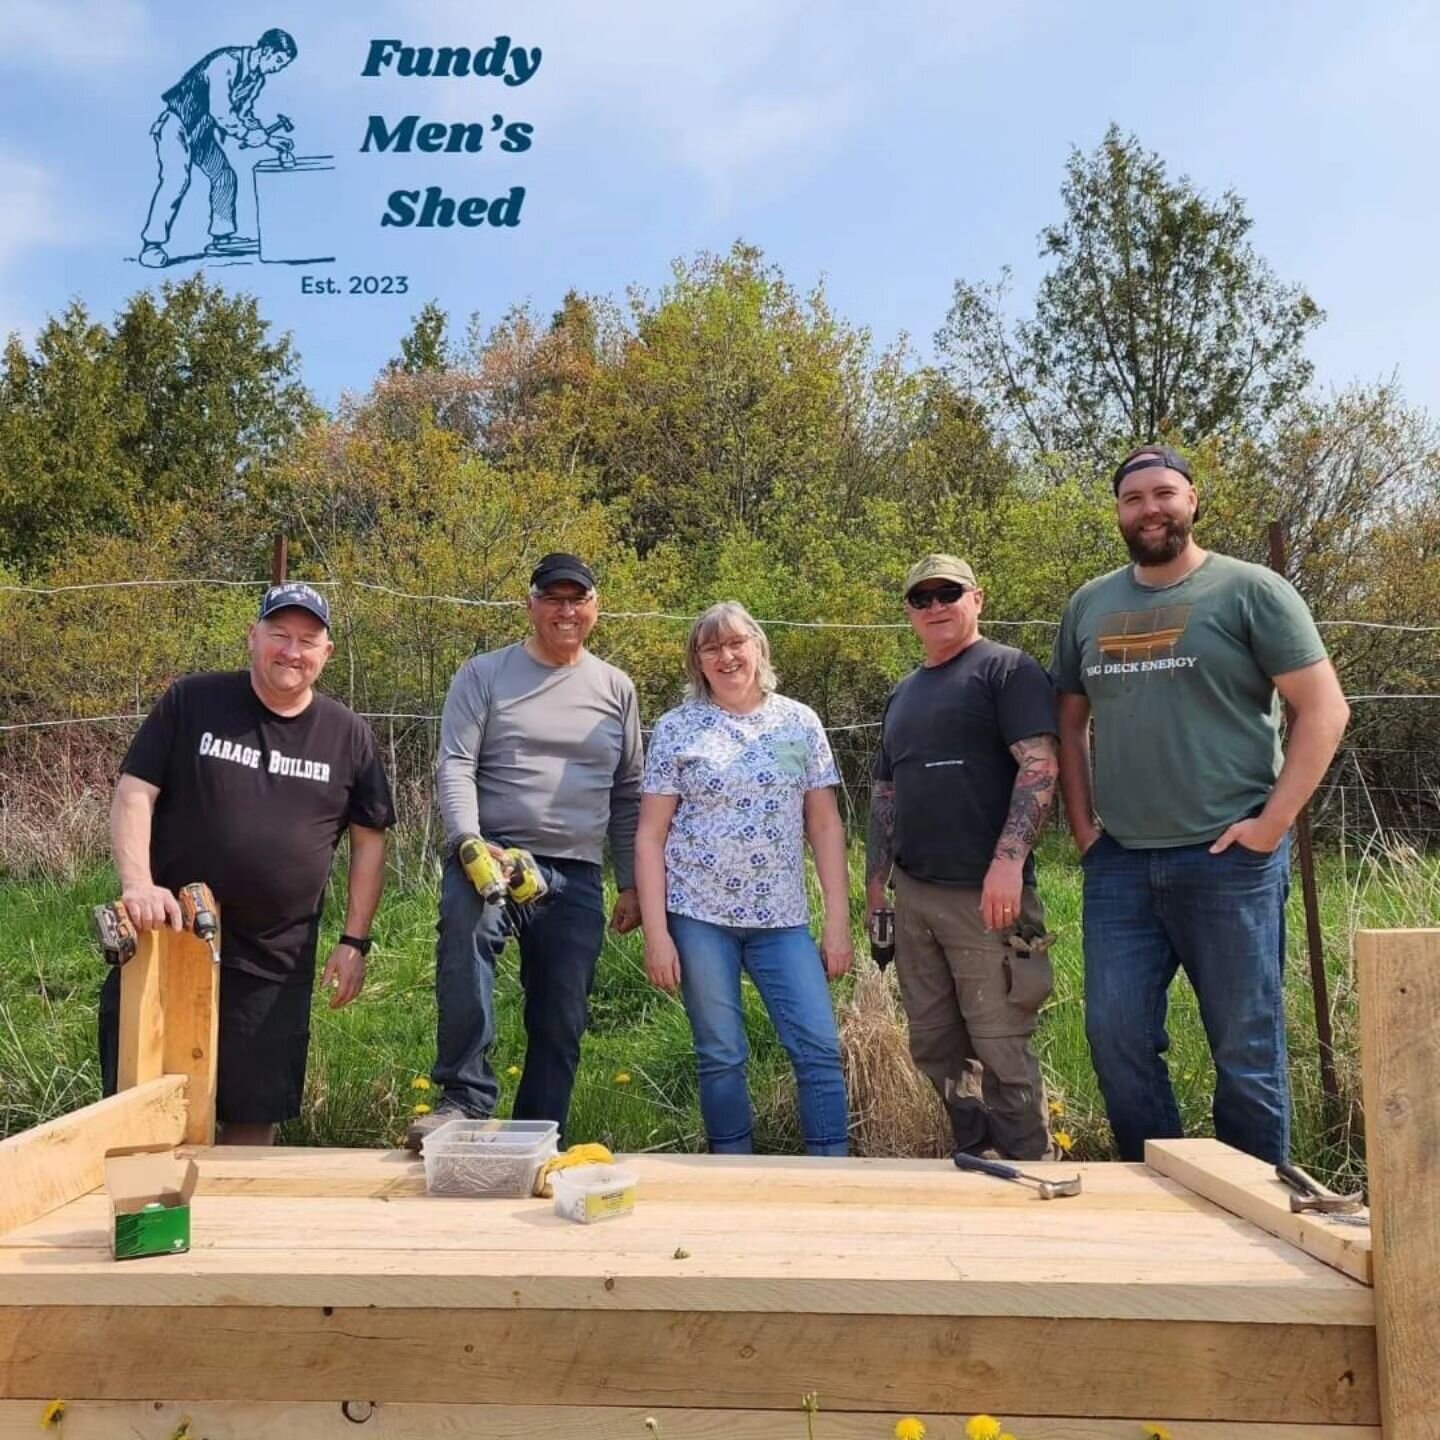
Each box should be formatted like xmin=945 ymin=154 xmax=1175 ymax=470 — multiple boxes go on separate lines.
xmin=551 ymin=1163 xmax=638 ymax=1224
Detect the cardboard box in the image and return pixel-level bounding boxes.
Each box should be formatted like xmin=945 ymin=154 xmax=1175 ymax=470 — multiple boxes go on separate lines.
xmin=104 ymin=1147 xmax=197 ymax=1260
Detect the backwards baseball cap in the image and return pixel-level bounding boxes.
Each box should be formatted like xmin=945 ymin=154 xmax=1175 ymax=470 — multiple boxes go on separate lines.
xmin=1112 ymin=444 xmax=1193 ymax=494
xmin=903 ymin=553 xmax=978 ymax=596
xmin=258 ymin=581 xmax=330 ymax=629
xmin=530 ymin=552 xmax=597 ymax=593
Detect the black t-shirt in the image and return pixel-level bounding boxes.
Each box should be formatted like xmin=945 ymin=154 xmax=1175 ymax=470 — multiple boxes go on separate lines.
xmin=122 ymin=672 xmax=396 ymax=984
xmin=874 ymin=638 xmax=1057 ymax=887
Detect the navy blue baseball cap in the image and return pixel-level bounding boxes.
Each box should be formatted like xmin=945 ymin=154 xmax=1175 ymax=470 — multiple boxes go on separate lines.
xmin=258 ymin=581 xmax=330 ymax=628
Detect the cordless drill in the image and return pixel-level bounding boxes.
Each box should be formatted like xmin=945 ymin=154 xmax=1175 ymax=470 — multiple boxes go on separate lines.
xmin=457 ymin=835 xmax=549 ymax=906
xmin=869 ymin=908 xmax=895 ymax=971
xmin=178 ymin=882 xmax=220 ymax=962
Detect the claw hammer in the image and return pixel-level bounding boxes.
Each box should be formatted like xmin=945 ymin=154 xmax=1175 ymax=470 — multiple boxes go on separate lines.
xmin=1276 ymin=1160 xmax=1365 ymax=1215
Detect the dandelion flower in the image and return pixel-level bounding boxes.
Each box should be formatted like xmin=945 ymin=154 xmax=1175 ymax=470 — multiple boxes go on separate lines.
xmin=1143 ymin=1425 xmax=1173 ymax=1440
xmin=410 ymin=1076 xmax=432 ymax=1091
xmin=506 ymin=1065 xmax=521 ymax=1077
xmin=411 ymin=1103 xmax=432 ymax=1116
xmin=966 ymin=1415 xmax=1002 ymax=1440
xmin=1054 ymin=1131 xmax=1074 ymax=1152
xmin=40 ymin=1399 xmax=65 ymax=1429
xmin=895 ymin=1418 xmax=928 ymax=1440
xmin=1048 ymin=1098 xmax=1066 ymax=1117
xmin=614 ymin=1071 xmax=632 ymax=1085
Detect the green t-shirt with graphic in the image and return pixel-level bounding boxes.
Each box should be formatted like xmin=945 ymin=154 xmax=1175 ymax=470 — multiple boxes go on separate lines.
xmin=1052 ymin=553 xmax=1327 ymax=848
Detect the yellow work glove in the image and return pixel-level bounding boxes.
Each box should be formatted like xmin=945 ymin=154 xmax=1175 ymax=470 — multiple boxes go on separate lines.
xmin=533 ymin=1143 xmax=615 ymax=1197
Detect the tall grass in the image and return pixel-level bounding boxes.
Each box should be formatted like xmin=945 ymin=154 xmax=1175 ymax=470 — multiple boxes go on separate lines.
xmin=3 ymin=834 xmax=1431 ymax=1183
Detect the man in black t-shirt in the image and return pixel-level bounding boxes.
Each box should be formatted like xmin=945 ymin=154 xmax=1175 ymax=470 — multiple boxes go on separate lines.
xmin=866 ymin=555 xmax=1060 ymax=1160
xmin=99 ymin=582 xmax=396 ymax=1144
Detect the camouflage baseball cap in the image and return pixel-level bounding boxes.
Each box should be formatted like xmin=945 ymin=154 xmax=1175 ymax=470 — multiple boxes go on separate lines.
xmin=903 ymin=554 xmax=978 ymax=595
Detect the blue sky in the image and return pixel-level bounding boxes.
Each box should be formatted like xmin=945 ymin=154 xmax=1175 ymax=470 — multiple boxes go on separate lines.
xmin=0 ymin=0 xmax=1435 ymax=411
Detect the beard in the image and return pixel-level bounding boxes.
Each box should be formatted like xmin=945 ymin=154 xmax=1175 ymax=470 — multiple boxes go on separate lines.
xmin=1122 ymin=513 xmax=1192 ymax=566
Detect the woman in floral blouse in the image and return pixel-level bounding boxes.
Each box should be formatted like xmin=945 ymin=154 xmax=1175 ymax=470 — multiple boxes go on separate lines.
xmin=636 ymin=601 xmax=853 ymax=1155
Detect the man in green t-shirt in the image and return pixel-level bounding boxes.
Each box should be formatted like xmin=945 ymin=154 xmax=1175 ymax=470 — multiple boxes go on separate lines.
xmin=1053 ymin=445 xmax=1350 ymax=1164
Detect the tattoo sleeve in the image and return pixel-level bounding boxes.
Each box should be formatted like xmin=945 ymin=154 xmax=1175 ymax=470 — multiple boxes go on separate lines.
xmin=866 ymin=780 xmax=896 ymax=883
xmin=995 ymin=735 xmax=1060 ymax=863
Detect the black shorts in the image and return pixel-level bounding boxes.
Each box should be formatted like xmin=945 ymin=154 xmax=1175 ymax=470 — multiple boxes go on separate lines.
xmin=215 ymin=967 xmax=313 ymax=1125
xmin=99 ymin=964 xmax=313 ymax=1126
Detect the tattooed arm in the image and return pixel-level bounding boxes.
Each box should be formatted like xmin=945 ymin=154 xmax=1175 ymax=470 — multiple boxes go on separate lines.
xmin=865 ymin=780 xmax=896 ymax=912
xmin=980 ymin=734 xmax=1059 ymax=930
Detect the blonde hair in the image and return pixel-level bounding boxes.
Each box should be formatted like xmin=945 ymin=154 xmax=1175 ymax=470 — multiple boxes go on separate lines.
xmin=684 ymin=601 xmax=777 ymax=701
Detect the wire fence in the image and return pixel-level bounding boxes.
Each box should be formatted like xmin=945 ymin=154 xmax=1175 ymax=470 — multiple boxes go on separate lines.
xmin=4 ymin=572 xmax=1439 ymax=858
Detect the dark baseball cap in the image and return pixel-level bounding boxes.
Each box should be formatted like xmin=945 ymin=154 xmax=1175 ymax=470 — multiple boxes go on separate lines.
xmin=530 ymin=552 xmax=596 ymax=592
xmin=258 ymin=581 xmax=330 ymax=628
xmin=1112 ymin=444 xmax=1192 ymax=494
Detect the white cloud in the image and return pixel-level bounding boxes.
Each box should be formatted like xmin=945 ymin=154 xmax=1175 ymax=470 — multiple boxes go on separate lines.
xmin=374 ymin=0 xmax=1033 ymax=208
xmin=0 ymin=154 xmax=64 ymax=340
xmin=0 ymin=0 xmax=150 ymax=70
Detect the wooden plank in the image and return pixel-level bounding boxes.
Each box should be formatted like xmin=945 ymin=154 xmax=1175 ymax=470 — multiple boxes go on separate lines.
xmin=0 ymin=1401 xmax=1386 ymax=1439
xmin=0 ymin=1245 xmax=1375 ymax=1324
xmin=180 ymin=1148 xmax=1209 ymax=1209
xmin=1146 ymin=1138 xmax=1372 ymax=1284
xmin=116 ymin=930 xmax=163 ymax=1091
xmin=159 ymin=926 xmax=218 ymax=1146
xmin=1357 ymin=928 xmax=1440 ymax=1440
xmin=0 ymin=1078 xmax=187 ymax=1237
xmin=0 ymin=1308 xmax=1380 ymax=1422
xmin=0 ymin=1182 xmax=1373 ymax=1324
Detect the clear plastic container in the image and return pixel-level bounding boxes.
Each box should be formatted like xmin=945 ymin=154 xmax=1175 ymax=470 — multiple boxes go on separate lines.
xmin=421 ymin=1118 xmax=559 ymax=1197
xmin=551 ymin=1163 xmax=638 ymax=1223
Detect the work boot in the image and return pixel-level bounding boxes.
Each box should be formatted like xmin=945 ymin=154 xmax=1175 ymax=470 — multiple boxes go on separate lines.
xmin=203 ymin=234 xmax=258 ymax=258
xmin=404 ymin=1102 xmax=468 ymax=1153
xmin=138 ymin=244 xmax=168 ymax=268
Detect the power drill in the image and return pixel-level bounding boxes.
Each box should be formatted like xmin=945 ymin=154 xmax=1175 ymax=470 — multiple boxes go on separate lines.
xmin=179 ymin=882 xmax=220 ymax=963
xmin=868 ymin=908 xmax=895 ymax=972
xmin=457 ymin=835 xmax=548 ymax=906
xmin=92 ymin=901 xmax=138 ymax=966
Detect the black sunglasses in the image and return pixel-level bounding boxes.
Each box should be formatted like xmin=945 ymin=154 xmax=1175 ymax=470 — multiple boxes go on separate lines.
xmin=906 ymin=584 xmax=971 ymax=610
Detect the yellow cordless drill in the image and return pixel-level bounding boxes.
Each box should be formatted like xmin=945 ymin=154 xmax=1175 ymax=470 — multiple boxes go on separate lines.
xmin=457 ymin=835 xmax=549 ymax=906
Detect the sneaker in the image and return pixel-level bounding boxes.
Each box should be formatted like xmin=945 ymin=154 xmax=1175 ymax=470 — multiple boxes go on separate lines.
xmin=203 ymin=234 xmax=258 ymax=257
xmin=404 ymin=1102 xmax=467 ymax=1153
xmin=138 ymin=243 xmax=168 ymax=268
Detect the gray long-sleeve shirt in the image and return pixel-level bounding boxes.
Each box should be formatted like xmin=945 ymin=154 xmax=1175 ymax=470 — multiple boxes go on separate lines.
xmin=436 ymin=643 xmax=643 ymax=888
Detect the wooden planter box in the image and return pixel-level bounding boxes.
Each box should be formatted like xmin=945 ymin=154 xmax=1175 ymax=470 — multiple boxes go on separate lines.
xmin=0 ymin=929 xmax=1433 ymax=1439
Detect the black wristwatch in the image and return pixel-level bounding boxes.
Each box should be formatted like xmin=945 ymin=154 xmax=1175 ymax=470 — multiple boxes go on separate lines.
xmin=339 ymin=934 xmax=373 ymax=956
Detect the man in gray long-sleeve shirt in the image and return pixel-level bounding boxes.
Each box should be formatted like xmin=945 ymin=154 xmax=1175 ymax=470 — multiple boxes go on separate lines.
xmin=409 ymin=552 xmax=643 ymax=1146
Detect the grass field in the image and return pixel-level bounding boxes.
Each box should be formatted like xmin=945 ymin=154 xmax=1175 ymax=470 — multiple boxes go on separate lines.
xmin=2 ymin=833 xmax=1434 ymax=1184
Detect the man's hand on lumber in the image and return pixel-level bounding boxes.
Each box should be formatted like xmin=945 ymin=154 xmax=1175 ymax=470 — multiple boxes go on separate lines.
xmin=122 ymin=882 xmax=184 ymax=932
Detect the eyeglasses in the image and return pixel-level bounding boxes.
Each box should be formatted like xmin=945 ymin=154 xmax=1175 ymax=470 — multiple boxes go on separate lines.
xmin=537 ymin=591 xmax=595 ymax=610
xmin=905 ymin=584 xmax=971 ymax=610
xmin=698 ymin=637 xmax=752 ymax=659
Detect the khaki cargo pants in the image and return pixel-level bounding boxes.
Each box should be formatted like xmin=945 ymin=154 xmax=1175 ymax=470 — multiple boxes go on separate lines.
xmin=892 ymin=867 xmax=1053 ymax=1160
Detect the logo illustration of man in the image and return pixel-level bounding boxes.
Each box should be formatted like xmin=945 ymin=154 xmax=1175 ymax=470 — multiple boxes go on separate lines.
xmin=139 ymin=28 xmax=299 ymax=268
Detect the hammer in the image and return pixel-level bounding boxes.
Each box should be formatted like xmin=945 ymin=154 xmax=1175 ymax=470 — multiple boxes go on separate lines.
xmin=953 ymin=1150 xmax=1082 ymax=1199
xmin=1276 ymin=1160 xmax=1365 ymax=1215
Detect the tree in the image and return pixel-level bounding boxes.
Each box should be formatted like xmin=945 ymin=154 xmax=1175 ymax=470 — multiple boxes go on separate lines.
xmin=393 ymin=301 xmax=450 ymax=374
xmin=0 ymin=277 xmax=313 ymax=573
xmin=939 ymin=125 xmax=1323 ymax=464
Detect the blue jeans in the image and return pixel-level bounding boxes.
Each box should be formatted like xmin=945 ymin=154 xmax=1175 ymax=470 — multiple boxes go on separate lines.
xmin=668 ymin=913 xmax=849 ymax=1156
xmin=432 ymin=851 xmax=605 ymax=1139
xmin=1082 ymin=833 xmax=1292 ymax=1164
